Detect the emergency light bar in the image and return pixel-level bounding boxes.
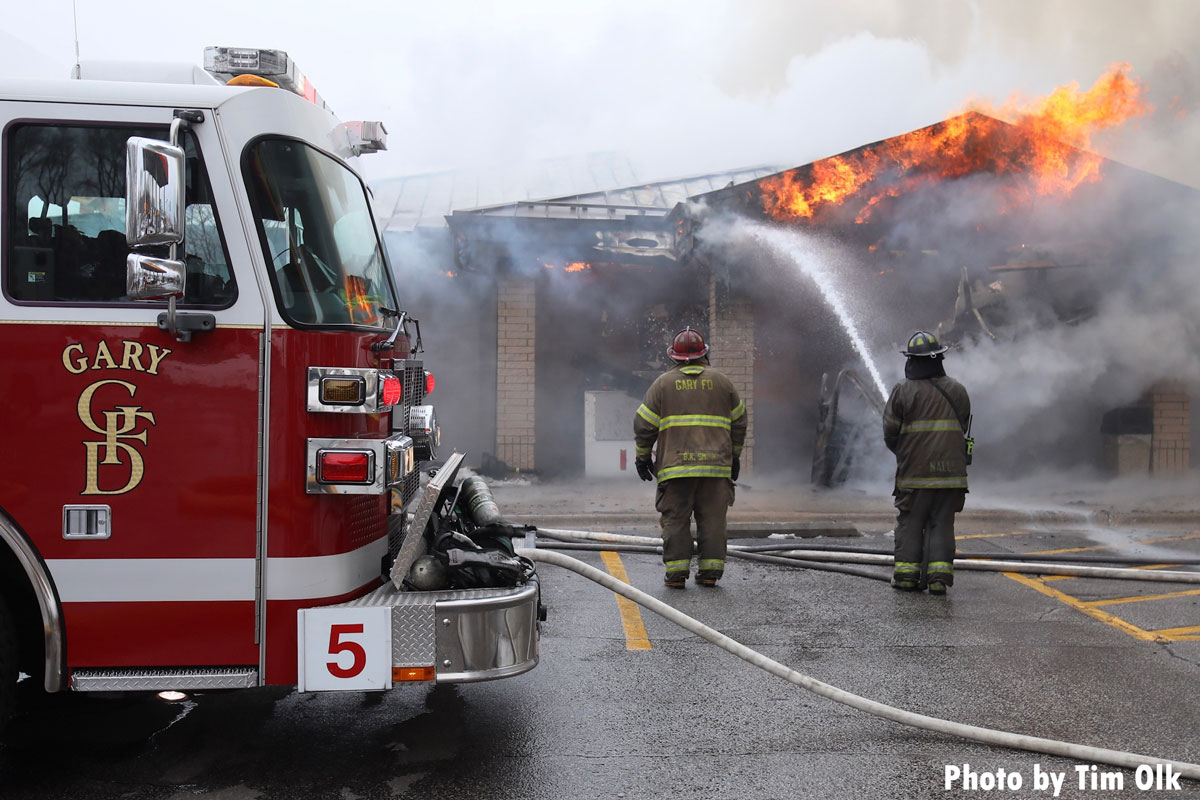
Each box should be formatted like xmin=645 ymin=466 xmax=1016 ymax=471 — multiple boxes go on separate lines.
xmin=204 ymin=46 xmax=388 ymax=154
xmin=203 ymin=46 xmax=330 ymax=113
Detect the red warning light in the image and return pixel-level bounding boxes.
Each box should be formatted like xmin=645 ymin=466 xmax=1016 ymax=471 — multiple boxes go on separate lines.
xmin=380 ymin=375 xmax=403 ymax=406
xmin=320 ymin=451 xmax=372 ymax=483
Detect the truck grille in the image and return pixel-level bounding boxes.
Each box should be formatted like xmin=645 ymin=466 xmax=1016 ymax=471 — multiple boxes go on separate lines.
xmin=388 ymin=359 xmax=429 ymax=565
xmin=400 ymin=361 xmax=426 ymax=413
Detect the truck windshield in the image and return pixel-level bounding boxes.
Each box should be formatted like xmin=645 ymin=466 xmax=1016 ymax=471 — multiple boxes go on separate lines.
xmin=244 ymin=138 xmax=396 ymax=328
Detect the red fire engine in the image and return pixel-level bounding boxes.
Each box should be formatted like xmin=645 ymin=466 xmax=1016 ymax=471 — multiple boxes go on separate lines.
xmin=0 ymin=47 xmax=539 ymax=725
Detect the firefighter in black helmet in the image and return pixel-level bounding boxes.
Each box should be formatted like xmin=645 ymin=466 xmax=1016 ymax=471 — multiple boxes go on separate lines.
xmin=882 ymin=331 xmax=971 ymax=594
xmin=633 ymin=327 xmax=748 ymax=589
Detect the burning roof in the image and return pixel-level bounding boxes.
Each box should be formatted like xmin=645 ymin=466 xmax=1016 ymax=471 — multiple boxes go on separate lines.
xmin=437 ymin=64 xmax=1196 ymax=282
xmin=678 ymin=63 xmax=1200 ymax=396
xmin=694 ymin=63 xmax=1155 ymax=231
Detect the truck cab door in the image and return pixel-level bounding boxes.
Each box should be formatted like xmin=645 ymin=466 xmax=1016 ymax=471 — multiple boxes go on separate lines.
xmin=1 ymin=105 xmax=265 ymax=680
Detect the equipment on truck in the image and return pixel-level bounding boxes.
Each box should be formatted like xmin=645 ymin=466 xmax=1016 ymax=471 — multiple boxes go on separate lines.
xmin=396 ymin=460 xmax=535 ymax=592
xmin=0 ymin=46 xmax=539 ymax=729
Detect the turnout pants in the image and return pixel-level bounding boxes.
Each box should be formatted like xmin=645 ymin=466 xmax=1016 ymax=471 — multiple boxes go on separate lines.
xmin=656 ymin=476 xmax=735 ymax=577
xmin=893 ymin=488 xmax=966 ymax=586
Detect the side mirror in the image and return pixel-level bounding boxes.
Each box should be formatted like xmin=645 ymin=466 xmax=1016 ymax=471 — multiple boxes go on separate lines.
xmin=125 ymin=136 xmax=185 ymax=247
xmin=123 ymin=121 xmax=213 ymax=343
xmin=126 ymin=253 xmax=185 ymax=300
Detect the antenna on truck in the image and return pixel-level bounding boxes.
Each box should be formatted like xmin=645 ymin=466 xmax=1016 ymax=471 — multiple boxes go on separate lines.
xmin=71 ymin=0 xmax=81 ymax=79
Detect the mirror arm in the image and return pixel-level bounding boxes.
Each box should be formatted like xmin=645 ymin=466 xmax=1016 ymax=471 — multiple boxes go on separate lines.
xmin=371 ymin=309 xmax=408 ymax=353
xmin=161 ymin=114 xmax=196 ymax=341
xmin=157 ymin=305 xmax=215 ymax=343
xmin=128 ymin=111 xmax=206 ymax=343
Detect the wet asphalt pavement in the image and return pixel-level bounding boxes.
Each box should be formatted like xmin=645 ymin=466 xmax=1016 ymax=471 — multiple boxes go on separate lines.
xmin=2 ymin=519 xmax=1200 ymax=799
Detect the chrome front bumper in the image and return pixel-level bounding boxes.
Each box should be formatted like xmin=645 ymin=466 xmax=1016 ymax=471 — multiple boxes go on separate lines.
xmin=338 ymin=578 xmax=540 ymax=683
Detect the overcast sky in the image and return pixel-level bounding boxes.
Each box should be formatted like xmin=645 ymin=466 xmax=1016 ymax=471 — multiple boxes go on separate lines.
xmin=3 ymin=0 xmax=1199 ymax=189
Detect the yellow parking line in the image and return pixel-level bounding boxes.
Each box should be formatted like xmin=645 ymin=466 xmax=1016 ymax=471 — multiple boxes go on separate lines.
xmin=1141 ymin=532 xmax=1200 ymax=544
xmin=1028 ymin=531 xmax=1200 ymax=556
xmin=1149 ymin=625 xmax=1200 ymax=638
xmin=1002 ymin=572 xmax=1167 ymax=641
xmin=1028 ymin=545 xmax=1102 ymax=555
xmin=1003 ymin=532 xmax=1200 ymax=641
xmin=600 ymin=551 xmax=651 ymax=651
xmin=1032 ymin=564 xmax=1180 ymax=582
xmin=957 ymin=530 xmax=1030 ymax=540
xmin=1084 ymin=588 xmax=1200 ymax=607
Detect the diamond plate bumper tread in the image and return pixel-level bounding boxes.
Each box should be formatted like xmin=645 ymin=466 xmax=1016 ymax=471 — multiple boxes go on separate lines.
xmin=71 ymin=667 xmax=258 ymax=692
xmin=392 ymin=603 xmax=437 ymax=666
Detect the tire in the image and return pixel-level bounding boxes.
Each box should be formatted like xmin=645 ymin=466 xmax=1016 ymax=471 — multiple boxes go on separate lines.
xmin=0 ymin=595 xmax=16 ymax=732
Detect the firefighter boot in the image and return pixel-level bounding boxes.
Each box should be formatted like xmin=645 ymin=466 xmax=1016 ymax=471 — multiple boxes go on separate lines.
xmin=696 ymin=558 xmax=724 ymax=587
xmin=891 ymin=561 xmax=921 ymax=591
xmin=664 ymin=558 xmax=690 ymax=589
xmin=927 ymin=563 xmax=953 ymax=595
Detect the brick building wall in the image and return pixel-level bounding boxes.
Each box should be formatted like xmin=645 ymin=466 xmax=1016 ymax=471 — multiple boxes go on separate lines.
xmin=1150 ymin=380 xmax=1190 ymax=475
xmin=496 ymin=275 xmax=536 ymax=471
xmin=708 ymin=276 xmax=755 ymax=473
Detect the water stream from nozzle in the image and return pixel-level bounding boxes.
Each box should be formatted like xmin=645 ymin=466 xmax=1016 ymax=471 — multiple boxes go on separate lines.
xmin=743 ymin=221 xmax=889 ymax=400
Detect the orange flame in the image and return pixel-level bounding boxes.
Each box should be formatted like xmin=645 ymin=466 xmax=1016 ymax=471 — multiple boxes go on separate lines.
xmin=541 ymin=260 xmax=592 ymax=272
xmin=760 ymin=63 xmax=1150 ymax=223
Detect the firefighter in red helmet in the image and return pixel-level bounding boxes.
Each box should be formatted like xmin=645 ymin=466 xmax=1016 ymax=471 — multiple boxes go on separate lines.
xmin=633 ymin=327 xmax=748 ymax=588
xmin=883 ymin=331 xmax=971 ymax=595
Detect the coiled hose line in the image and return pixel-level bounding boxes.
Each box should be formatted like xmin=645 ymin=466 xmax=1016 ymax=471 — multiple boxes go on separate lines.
xmin=519 ymin=547 xmax=1200 ymax=780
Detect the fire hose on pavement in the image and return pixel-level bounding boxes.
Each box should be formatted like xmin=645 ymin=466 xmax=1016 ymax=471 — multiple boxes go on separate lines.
xmin=534 ymin=527 xmax=1200 ymax=585
xmin=538 ymin=537 xmax=893 ymax=581
xmin=517 ymin=546 xmax=1200 ymax=781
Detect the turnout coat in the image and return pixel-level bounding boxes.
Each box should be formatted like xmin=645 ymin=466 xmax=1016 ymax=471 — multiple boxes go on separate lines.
xmin=883 ymin=375 xmax=970 ymax=491
xmin=634 ymin=360 xmax=747 ymax=482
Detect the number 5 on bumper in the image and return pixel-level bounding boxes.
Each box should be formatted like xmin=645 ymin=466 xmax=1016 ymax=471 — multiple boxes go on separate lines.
xmin=298 ymin=606 xmax=392 ymax=691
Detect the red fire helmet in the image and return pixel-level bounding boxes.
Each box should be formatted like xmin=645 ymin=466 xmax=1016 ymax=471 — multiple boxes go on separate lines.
xmin=667 ymin=327 xmax=709 ymax=362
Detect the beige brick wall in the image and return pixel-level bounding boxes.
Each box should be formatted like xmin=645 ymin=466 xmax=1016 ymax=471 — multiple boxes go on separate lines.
xmin=496 ymin=276 xmax=536 ymax=471
xmin=708 ymin=276 xmax=755 ymax=473
xmin=1150 ymin=380 xmax=1190 ymax=475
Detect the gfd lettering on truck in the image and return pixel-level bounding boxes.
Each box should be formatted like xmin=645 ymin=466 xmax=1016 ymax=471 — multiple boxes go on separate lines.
xmin=62 ymin=340 xmax=172 ymax=495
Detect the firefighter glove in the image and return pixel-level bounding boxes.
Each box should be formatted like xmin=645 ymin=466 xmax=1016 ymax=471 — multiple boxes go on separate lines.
xmin=635 ymin=459 xmax=656 ymax=482
xmin=731 ymin=457 xmax=741 ymax=482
